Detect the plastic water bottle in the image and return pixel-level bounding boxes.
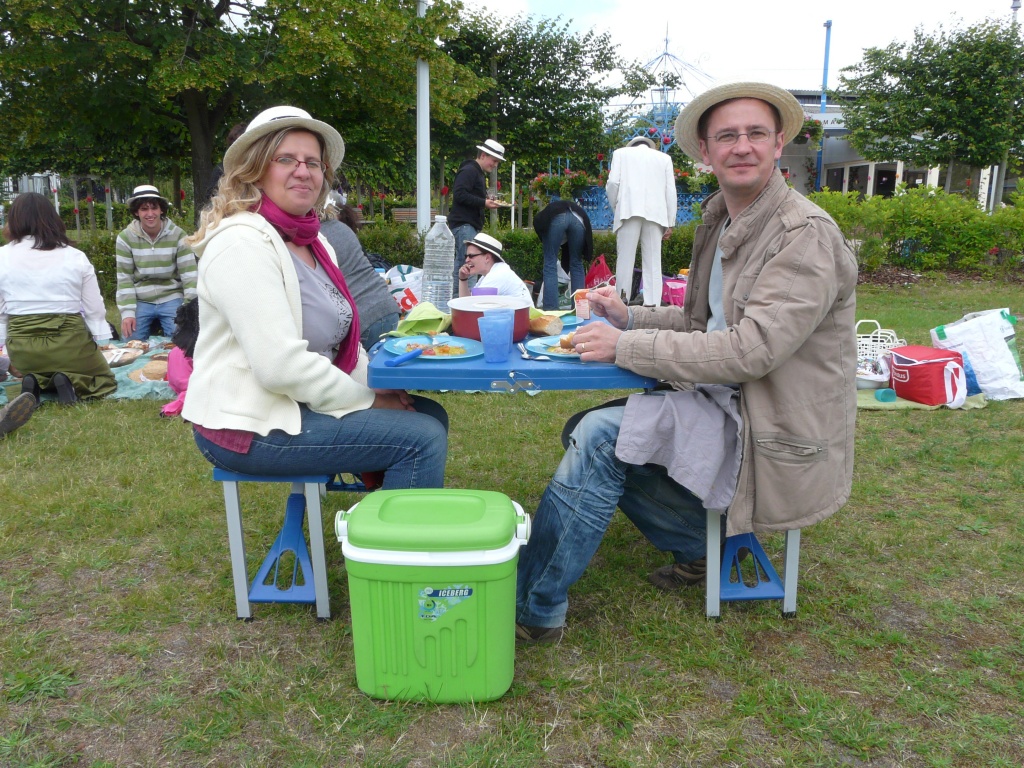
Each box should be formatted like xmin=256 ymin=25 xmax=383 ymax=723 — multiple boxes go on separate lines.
xmin=420 ymin=215 xmax=456 ymax=311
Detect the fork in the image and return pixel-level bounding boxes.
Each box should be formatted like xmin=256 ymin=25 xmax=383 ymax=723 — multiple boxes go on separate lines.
xmin=517 ymin=342 xmax=551 ymax=361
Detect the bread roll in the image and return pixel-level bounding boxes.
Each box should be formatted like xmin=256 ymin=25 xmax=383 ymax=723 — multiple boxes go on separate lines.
xmin=529 ymin=314 xmax=563 ymax=336
xmin=559 ymin=332 xmax=576 ymax=349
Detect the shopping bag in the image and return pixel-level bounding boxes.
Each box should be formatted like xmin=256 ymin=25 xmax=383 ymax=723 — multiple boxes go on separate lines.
xmin=385 ymin=265 xmax=422 ymax=313
xmin=662 ymin=277 xmax=687 ymax=307
xmin=585 ymin=254 xmax=613 ymax=289
xmin=889 ymin=345 xmax=967 ymax=408
xmin=930 ymin=308 xmax=1024 ymax=400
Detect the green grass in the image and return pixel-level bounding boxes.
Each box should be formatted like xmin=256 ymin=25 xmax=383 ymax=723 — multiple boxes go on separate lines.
xmin=1 ymin=278 xmax=1023 ymax=766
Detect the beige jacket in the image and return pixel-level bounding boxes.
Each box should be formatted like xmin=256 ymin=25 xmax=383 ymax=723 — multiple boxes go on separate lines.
xmin=181 ymin=212 xmax=374 ymax=436
xmin=615 ymin=169 xmax=858 ymax=535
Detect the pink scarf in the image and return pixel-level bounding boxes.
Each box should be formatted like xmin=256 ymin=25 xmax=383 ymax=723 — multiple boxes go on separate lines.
xmin=255 ymin=195 xmax=361 ymax=374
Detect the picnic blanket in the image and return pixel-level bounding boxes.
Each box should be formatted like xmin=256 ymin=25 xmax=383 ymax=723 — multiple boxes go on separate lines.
xmin=857 ymin=390 xmax=987 ymax=410
xmin=0 ymin=338 xmax=175 ymax=406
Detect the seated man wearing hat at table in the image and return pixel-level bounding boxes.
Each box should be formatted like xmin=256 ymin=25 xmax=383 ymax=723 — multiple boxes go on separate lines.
xmin=515 ymin=82 xmax=858 ymax=643
xmin=115 ymin=185 xmax=197 ymax=341
xmin=456 ymin=233 xmax=532 ymax=304
xmin=447 ymin=139 xmax=506 ymax=295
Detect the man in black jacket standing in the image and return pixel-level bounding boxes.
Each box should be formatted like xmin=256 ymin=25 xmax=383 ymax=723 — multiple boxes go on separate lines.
xmin=447 ymin=139 xmax=505 ymax=295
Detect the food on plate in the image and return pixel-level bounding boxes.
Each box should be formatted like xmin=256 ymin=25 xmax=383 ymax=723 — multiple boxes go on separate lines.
xmin=559 ymin=332 xmax=576 ymax=349
xmin=543 ymin=344 xmax=577 ymax=355
xmin=125 ymin=340 xmax=150 ymax=351
xmin=404 ymin=342 xmax=467 ymax=357
xmin=529 ymin=314 xmax=563 ymax=336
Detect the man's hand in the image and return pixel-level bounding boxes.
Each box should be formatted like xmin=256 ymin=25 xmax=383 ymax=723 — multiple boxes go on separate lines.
xmin=484 ymin=198 xmax=501 ymax=209
xmin=662 ymin=227 xmax=674 ymax=241
xmin=586 ymin=286 xmax=629 ymax=330
xmin=572 ymin=320 xmax=621 ymax=363
xmin=372 ymin=390 xmax=415 ymax=411
xmin=121 ymin=317 xmax=136 ymax=338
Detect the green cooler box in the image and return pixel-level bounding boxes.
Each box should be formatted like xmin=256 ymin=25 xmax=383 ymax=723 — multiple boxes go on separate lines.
xmin=335 ymin=489 xmax=530 ymax=703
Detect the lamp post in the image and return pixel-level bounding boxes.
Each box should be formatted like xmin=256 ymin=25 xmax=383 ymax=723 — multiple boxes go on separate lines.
xmin=815 ymin=20 xmax=832 ymax=192
xmin=992 ymin=0 xmax=1021 ymax=211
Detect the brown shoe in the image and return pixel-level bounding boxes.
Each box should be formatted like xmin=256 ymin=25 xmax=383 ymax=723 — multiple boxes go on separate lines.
xmin=0 ymin=392 xmax=37 ymax=438
xmin=515 ymin=623 xmax=564 ymax=645
xmin=649 ymin=558 xmax=708 ymax=590
xmin=649 ymin=547 xmax=751 ymax=591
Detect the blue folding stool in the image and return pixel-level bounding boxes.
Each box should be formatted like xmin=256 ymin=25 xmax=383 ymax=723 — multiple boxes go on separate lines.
xmin=214 ymin=469 xmax=341 ymax=620
xmin=704 ymin=508 xmax=801 ymax=619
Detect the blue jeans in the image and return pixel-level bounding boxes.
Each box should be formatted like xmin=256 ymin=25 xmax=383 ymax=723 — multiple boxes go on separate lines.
xmin=516 ymin=406 xmax=708 ymax=628
xmin=131 ymin=298 xmax=182 ymax=340
xmin=541 ymin=212 xmax=586 ymax=310
xmin=360 ymin=311 xmax=400 ymax=351
xmin=193 ymin=397 xmax=448 ymax=489
xmin=451 ymin=224 xmax=477 ymax=297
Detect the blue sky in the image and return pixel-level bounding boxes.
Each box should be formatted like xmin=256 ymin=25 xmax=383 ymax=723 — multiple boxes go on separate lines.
xmin=472 ymin=0 xmax=1021 ymax=95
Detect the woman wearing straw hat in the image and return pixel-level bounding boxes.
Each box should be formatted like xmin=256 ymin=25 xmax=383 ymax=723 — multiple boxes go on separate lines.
xmin=456 ymin=232 xmax=532 ymax=303
xmin=115 ymin=185 xmax=197 ymax=341
xmin=0 ymin=192 xmax=116 ymax=405
xmin=182 ymin=106 xmax=448 ymax=488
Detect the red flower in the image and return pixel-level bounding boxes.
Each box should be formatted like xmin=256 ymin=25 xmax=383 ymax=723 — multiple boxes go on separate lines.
xmin=965 ymin=179 xmax=971 ymax=187
xmin=648 ymin=127 xmax=657 ymax=135
xmin=357 ymin=204 xmax=363 ymax=209
xmin=180 ymin=189 xmax=186 ymax=200
xmin=85 ymin=196 xmax=93 ymax=203
xmin=379 ymin=192 xmax=385 ymax=200
xmin=440 ymin=185 xmax=449 ymax=196
xmin=496 ymin=181 xmax=501 ymax=190
xmin=597 ymin=153 xmax=605 ymax=161
xmin=680 ymin=172 xmax=689 ymax=177
xmin=73 ymin=208 xmax=79 ymax=214
xmin=104 ymin=187 xmax=110 ymax=193
xmin=662 ymin=136 xmax=671 ymax=145
xmin=530 ymin=196 xmax=536 ymax=202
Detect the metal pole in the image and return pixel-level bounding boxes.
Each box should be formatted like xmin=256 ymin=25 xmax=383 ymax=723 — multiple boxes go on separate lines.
xmin=415 ymin=0 xmax=431 ymax=232
xmin=993 ymin=1 xmax=1022 ymax=211
xmin=815 ymin=20 xmax=832 ymax=192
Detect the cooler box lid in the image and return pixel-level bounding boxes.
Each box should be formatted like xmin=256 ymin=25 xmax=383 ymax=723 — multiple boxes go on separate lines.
xmin=341 ymin=489 xmax=519 ymax=552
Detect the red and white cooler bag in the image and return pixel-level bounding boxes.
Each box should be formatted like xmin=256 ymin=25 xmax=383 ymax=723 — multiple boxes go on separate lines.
xmin=889 ymin=345 xmax=967 ymax=408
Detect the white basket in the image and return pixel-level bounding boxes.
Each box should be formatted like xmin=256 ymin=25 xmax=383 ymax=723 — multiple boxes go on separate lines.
xmin=856 ymin=319 xmax=905 ymax=361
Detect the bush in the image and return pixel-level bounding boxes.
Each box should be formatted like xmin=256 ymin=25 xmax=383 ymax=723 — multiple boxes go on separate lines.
xmin=75 ymin=232 xmax=119 ymax=300
xmin=357 ymin=223 xmax=422 ymax=267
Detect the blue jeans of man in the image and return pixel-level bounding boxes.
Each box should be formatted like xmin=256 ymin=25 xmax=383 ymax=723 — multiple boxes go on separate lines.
xmin=516 ymin=406 xmax=708 ymax=629
xmin=130 ymin=298 xmax=182 ymax=341
xmin=193 ymin=397 xmax=448 ymax=490
xmin=451 ymin=223 xmax=477 ymax=297
xmin=541 ymin=212 xmax=586 ymax=310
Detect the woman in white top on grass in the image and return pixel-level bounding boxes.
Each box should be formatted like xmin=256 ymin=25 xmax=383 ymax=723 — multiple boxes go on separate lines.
xmin=456 ymin=233 xmax=533 ymax=303
xmin=0 ymin=192 xmax=115 ymax=406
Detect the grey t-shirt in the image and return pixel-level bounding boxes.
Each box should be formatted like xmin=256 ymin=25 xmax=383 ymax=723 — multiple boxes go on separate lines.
xmin=707 ymin=218 xmax=731 ymax=333
xmin=290 ymin=253 xmax=354 ymax=360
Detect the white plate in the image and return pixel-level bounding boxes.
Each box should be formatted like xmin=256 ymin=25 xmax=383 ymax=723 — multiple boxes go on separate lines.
xmin=525 ymin=336 xmax=580 ymax=359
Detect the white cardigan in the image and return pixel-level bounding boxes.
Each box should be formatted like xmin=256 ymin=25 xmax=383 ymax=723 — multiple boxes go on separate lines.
xmin=181 ymin=213 xmax=374 ymax=436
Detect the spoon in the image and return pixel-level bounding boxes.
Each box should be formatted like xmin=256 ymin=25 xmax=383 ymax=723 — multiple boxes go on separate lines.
xmin=517 ymin=342 xmax=551 ymax=362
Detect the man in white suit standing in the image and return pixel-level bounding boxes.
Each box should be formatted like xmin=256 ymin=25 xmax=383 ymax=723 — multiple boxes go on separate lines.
xmin=606 ymin=136 xmax=678 ymax=306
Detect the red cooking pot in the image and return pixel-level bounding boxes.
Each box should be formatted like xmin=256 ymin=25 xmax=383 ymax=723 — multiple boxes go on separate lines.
xmin=447 ymin=296 xmax=532 ymax=342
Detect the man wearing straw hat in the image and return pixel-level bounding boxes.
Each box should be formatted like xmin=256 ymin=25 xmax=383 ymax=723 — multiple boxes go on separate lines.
xmin=115 ymin=185 xmax=197 ymax=341
xmin=447 ymin=139 xmax=505 ymax=295
xmin=515 ymin=82 xmax=857 ymax=643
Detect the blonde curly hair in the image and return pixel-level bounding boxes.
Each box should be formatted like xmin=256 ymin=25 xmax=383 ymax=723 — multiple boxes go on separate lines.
xmin=189 ymin=127 xmax=336 ymax=245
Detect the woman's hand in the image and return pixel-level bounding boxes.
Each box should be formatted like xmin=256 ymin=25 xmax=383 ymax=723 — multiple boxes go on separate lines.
xmin=372 ymin=389 xmax=416 ymax=411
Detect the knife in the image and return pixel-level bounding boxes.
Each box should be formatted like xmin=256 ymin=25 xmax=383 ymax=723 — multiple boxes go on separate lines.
xmin=384 ymin=347 xmax=425 ymax=367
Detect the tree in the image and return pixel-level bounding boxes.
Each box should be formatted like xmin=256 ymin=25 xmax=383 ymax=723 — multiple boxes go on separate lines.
xmin=0 ymin=0 xmax=487 ymax=210
xmin=837 ymin=19 xmax=1024 ymax=184
xmin=439 ymin=12 xmax=652 ymax=186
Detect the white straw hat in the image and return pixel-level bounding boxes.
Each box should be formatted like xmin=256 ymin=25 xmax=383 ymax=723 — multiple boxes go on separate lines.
xmin=674 ymin=82 xmax=805 ymax=162
xmin=224 ymin=106 xmax=345 ymax=173
xmin=475 ymin=139 xmax=506 ymax=161
xmin=466 ymin=232 xmax=504 ymax=262
xmin=127 ymin=185 xmax=168 ymax=206
xmin=626 ymin=136 xmax=656 ymax=149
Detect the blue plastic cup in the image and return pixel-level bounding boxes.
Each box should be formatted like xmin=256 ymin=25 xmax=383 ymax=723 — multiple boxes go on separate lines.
xmin=874 ymin=388 xmax=897 ymax=402
xmin=478 ymin=315 xmax=512 ymax=363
